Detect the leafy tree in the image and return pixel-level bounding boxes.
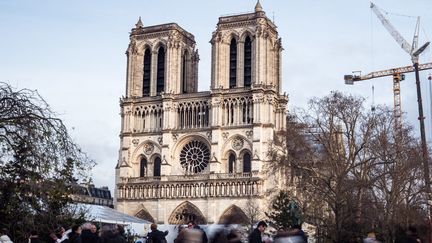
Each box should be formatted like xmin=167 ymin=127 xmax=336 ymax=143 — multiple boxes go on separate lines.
xmin=0 ymin=82 xmax=94 ymax=242
xmin=266 ymin=190 xmax=303 ymax=230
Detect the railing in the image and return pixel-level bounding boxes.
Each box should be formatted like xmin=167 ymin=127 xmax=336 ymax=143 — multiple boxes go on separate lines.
xmin=117 ymin=177 xmax=261 ymax=200
xmin=119 ymin=171 xmax=259 ymax=184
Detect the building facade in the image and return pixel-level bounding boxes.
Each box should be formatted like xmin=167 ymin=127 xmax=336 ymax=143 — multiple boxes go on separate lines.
xmin=72 ymin=184 xmax=114 ymax=208
xmin=115 ymin=2 xmax=288 ymax=224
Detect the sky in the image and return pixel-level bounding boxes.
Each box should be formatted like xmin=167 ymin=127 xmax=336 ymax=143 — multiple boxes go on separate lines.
xmin=1 ymin=0 xmax=432 ymax=192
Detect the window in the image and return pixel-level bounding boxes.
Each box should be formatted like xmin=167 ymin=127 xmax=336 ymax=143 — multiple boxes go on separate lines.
xmin=243 ymin=152 xmax=251 ymax=173
xmin=229 ymin=38 xmax=237 ymax=88
xmin=143 ymin=49 xmax=151 ymax=96
xmin=154 ymin=157 xmax=161 ymax=177
xmin=182 ymin=51 xmax=188 ymax=93
xmin=229 ymin=153 xmax=236 ymax=173
xmin=140 ymin=157 xmax=147 ymax=177
xmin=244 ymin=36 xmax=252 ymax=87
xmin=157 ymin=46 xmax=165 ymax=95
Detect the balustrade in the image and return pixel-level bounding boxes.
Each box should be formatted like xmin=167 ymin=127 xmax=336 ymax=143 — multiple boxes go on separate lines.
xmin=117 ymin=172 xmax=261 ymax=200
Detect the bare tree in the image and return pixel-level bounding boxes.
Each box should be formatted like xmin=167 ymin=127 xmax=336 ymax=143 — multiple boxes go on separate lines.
xmin=0 ymin=82 xmax=94 ymax=242
xmin=244 ymin=197 xmax=262 ymax=232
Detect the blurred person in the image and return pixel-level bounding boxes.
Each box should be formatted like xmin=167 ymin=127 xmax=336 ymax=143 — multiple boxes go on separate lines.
xmin=28 ymin=230 xmax=42 ymax=243
xmin=248 ymin=221 xmax=267 ymax=243
xmin=0 ymin=228 xmax=13 ymax=243
xmin=66 ymin=225 xmax=82 ymax=243
xmin=226 ymin=228 xmax=242 ymax=243
xmin=188 ymin=221 xmax=208 ymax=243
xmin=174 ymin=225 xmax=187 ymax=243
xmin=363 ymin=232 xmax=380 ymax=243
xmin=81 ymin=223 xmax=99 ymax=243
xmin=146 ymin=224 xmax=168 ymax=243
xmin=406 ymin=226 xmax=422 ymax=243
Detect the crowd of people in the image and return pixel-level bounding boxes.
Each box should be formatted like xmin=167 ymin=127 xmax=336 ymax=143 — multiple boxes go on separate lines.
xmin=0 ymin=221 xmax=425 ymax=243
xmin=0 ymin=223 xmax=128 ymax=243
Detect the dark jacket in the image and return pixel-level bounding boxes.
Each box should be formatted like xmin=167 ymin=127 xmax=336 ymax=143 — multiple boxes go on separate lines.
xmin=147 ymin=229 xmax=168 ymax=243
xmin=66 ymin=232 xmax=82 ymax=243
xmin=29 ymin=237 xmax=44 ymax=243
xmin=248 ymin=228 xmax=262 ymax=243
xmin=194 ymin=226 xmax=208 ymax=243
xmin=97 ymin=231 xmax=126 ymax=243
xmin=81 ymin=229 xmax=99 ymax=243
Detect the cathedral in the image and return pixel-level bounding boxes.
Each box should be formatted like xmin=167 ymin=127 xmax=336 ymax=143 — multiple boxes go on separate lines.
xmin=115 ymin=1 xmax=288 ymax=224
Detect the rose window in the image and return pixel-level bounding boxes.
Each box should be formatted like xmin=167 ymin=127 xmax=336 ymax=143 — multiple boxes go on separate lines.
xmin=179 ymin=140 xmax=210 ymax=173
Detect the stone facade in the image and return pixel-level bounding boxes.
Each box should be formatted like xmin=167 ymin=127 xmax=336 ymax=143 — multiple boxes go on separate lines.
xmin=115 ymin=2 xmax=288 ymax=224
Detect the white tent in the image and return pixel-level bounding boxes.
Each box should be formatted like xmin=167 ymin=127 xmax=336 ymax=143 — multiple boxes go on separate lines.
xmin=77 ymin=204 xmax=151 ymax=235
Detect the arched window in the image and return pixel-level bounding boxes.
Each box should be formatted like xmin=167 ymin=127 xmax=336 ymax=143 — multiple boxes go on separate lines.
xmin=243 ymin=152 xmax=251 ymax=173
xmin=154 ymin=157 xmax=161 ymax=177
xmin=143 ymin=49 xmax=151 ymax=96
xmin=156 ymin=46 xmax=165 ymax=95
xmin=244 ymin=36 xmax=252 ymax=87
xmin=182 ymin=51 xmax=188 ymax=94
xmin=140 ymin=157 xmax=148 ymax=177
xmin=229 ymin=38 xmax=237 ymax=88
xmin=228 ymin=153 xmax=236 ymax=173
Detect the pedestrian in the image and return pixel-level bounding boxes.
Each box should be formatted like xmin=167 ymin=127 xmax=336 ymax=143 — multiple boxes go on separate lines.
xmin=174 ymin=225 xmax=186 ymax=243
xmin=364 ymin=232 xmax=380 ymax=243
xmin=28 ymin=230 xmax=42 ymax=243
xmin=227 ymin=228 xmax=242 ymax=243
xmin=66 ymin=225 xmax=82 ymax=243
xmin=248 ymin=221 xmax=267 ymax=243
xmin=0 ymin=228 xmax=13 ymax=243
xmin=405 ymin=226 xmax=422 ymax=243
xmin=188 ymin=221 xmax=208 ymax=243
xmin=146 ymin=224 xmax=168 ymax=243
xmin=81 ymin=223 xmax=99 ymax=243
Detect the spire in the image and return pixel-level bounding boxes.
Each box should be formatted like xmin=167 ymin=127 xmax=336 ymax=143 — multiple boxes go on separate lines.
xmin=255 ymin=0 xmax=263 ymax=12
xmin=135 ymin=17 xmax=143 ymax=28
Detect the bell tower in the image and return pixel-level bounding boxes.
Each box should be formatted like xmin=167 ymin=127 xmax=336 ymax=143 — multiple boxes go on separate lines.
xmin=125 ymin=18 xmax=199 ymax=97
xmin=210 ymin=1 xmax=283 ymax=93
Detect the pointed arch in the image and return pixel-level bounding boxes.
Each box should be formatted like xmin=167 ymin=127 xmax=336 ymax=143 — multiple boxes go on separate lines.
xmin=168 ymin=201 xmax=207 ymax=224
xmin=229 ymin=38 xmax=237 ymax=88
xmin=156 ymin=46 xmax=165 ymax=95
xmin=244 ymin=36 xmax=252 ymax=88
xmin=140 ymin=156 xmax=148 ymax=177
xmin=135 ymin=206 xmax=155 ymax=223
xmin=154 ymin=156 xmax=161 ymax=177
xmin=143 ymin=48 xmax=151 ymax=96
xmin=218 ymin=205 xmax=249 ymax=225
xmin=228 ymin=152 xmax=236 ymax=173
xmin=243 ymin=151 xmax=251 ymax=173
xmin=182 ymin=49 xmax=189 ymax=94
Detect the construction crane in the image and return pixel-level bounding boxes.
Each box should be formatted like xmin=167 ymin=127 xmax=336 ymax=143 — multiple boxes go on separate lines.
xmin=344 ymin=62 xmax=432 ymax=129
xmin=346 ymin=2 xmax=432 ymax=238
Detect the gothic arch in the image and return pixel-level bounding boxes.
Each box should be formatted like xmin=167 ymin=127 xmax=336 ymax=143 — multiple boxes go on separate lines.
xmin=222 ymin=30 xmax=240 ymax=44
xmin=171 ymin=134 xmax=211 ymax=163
xmin=135 ymin=206 xmax=155 ymax=223
xmin=131 ymin=140 xmax=162 ymax=165
xmin=135 ymin=42 xmax=152 ymax=56
xmin=240 ymin=29 xmax=255 ymax=42
xmin=152 ymin=40 xmax=168 ymax=53
xmin=218 ymin=205 xmax=249 ymax=225
xmin=168 ymin=201 xmax=207 ymax=224
xmin=221 ymin=134 xmax=252 ymax=159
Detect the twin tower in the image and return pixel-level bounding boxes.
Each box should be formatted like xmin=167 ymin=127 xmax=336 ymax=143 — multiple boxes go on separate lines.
xmin=115 ymin=2 xmax=289 ymax=225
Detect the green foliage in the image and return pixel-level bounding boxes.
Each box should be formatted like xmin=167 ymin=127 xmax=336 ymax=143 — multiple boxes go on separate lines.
xmin=266 ymin=190 xmax=303 ymax=229
xmin=0 ymin=82 xmax=94 ymax=242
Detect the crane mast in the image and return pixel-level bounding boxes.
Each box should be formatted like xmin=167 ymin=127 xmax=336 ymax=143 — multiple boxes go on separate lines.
xmin=348 ymin=3 xmax=432 ymax=238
